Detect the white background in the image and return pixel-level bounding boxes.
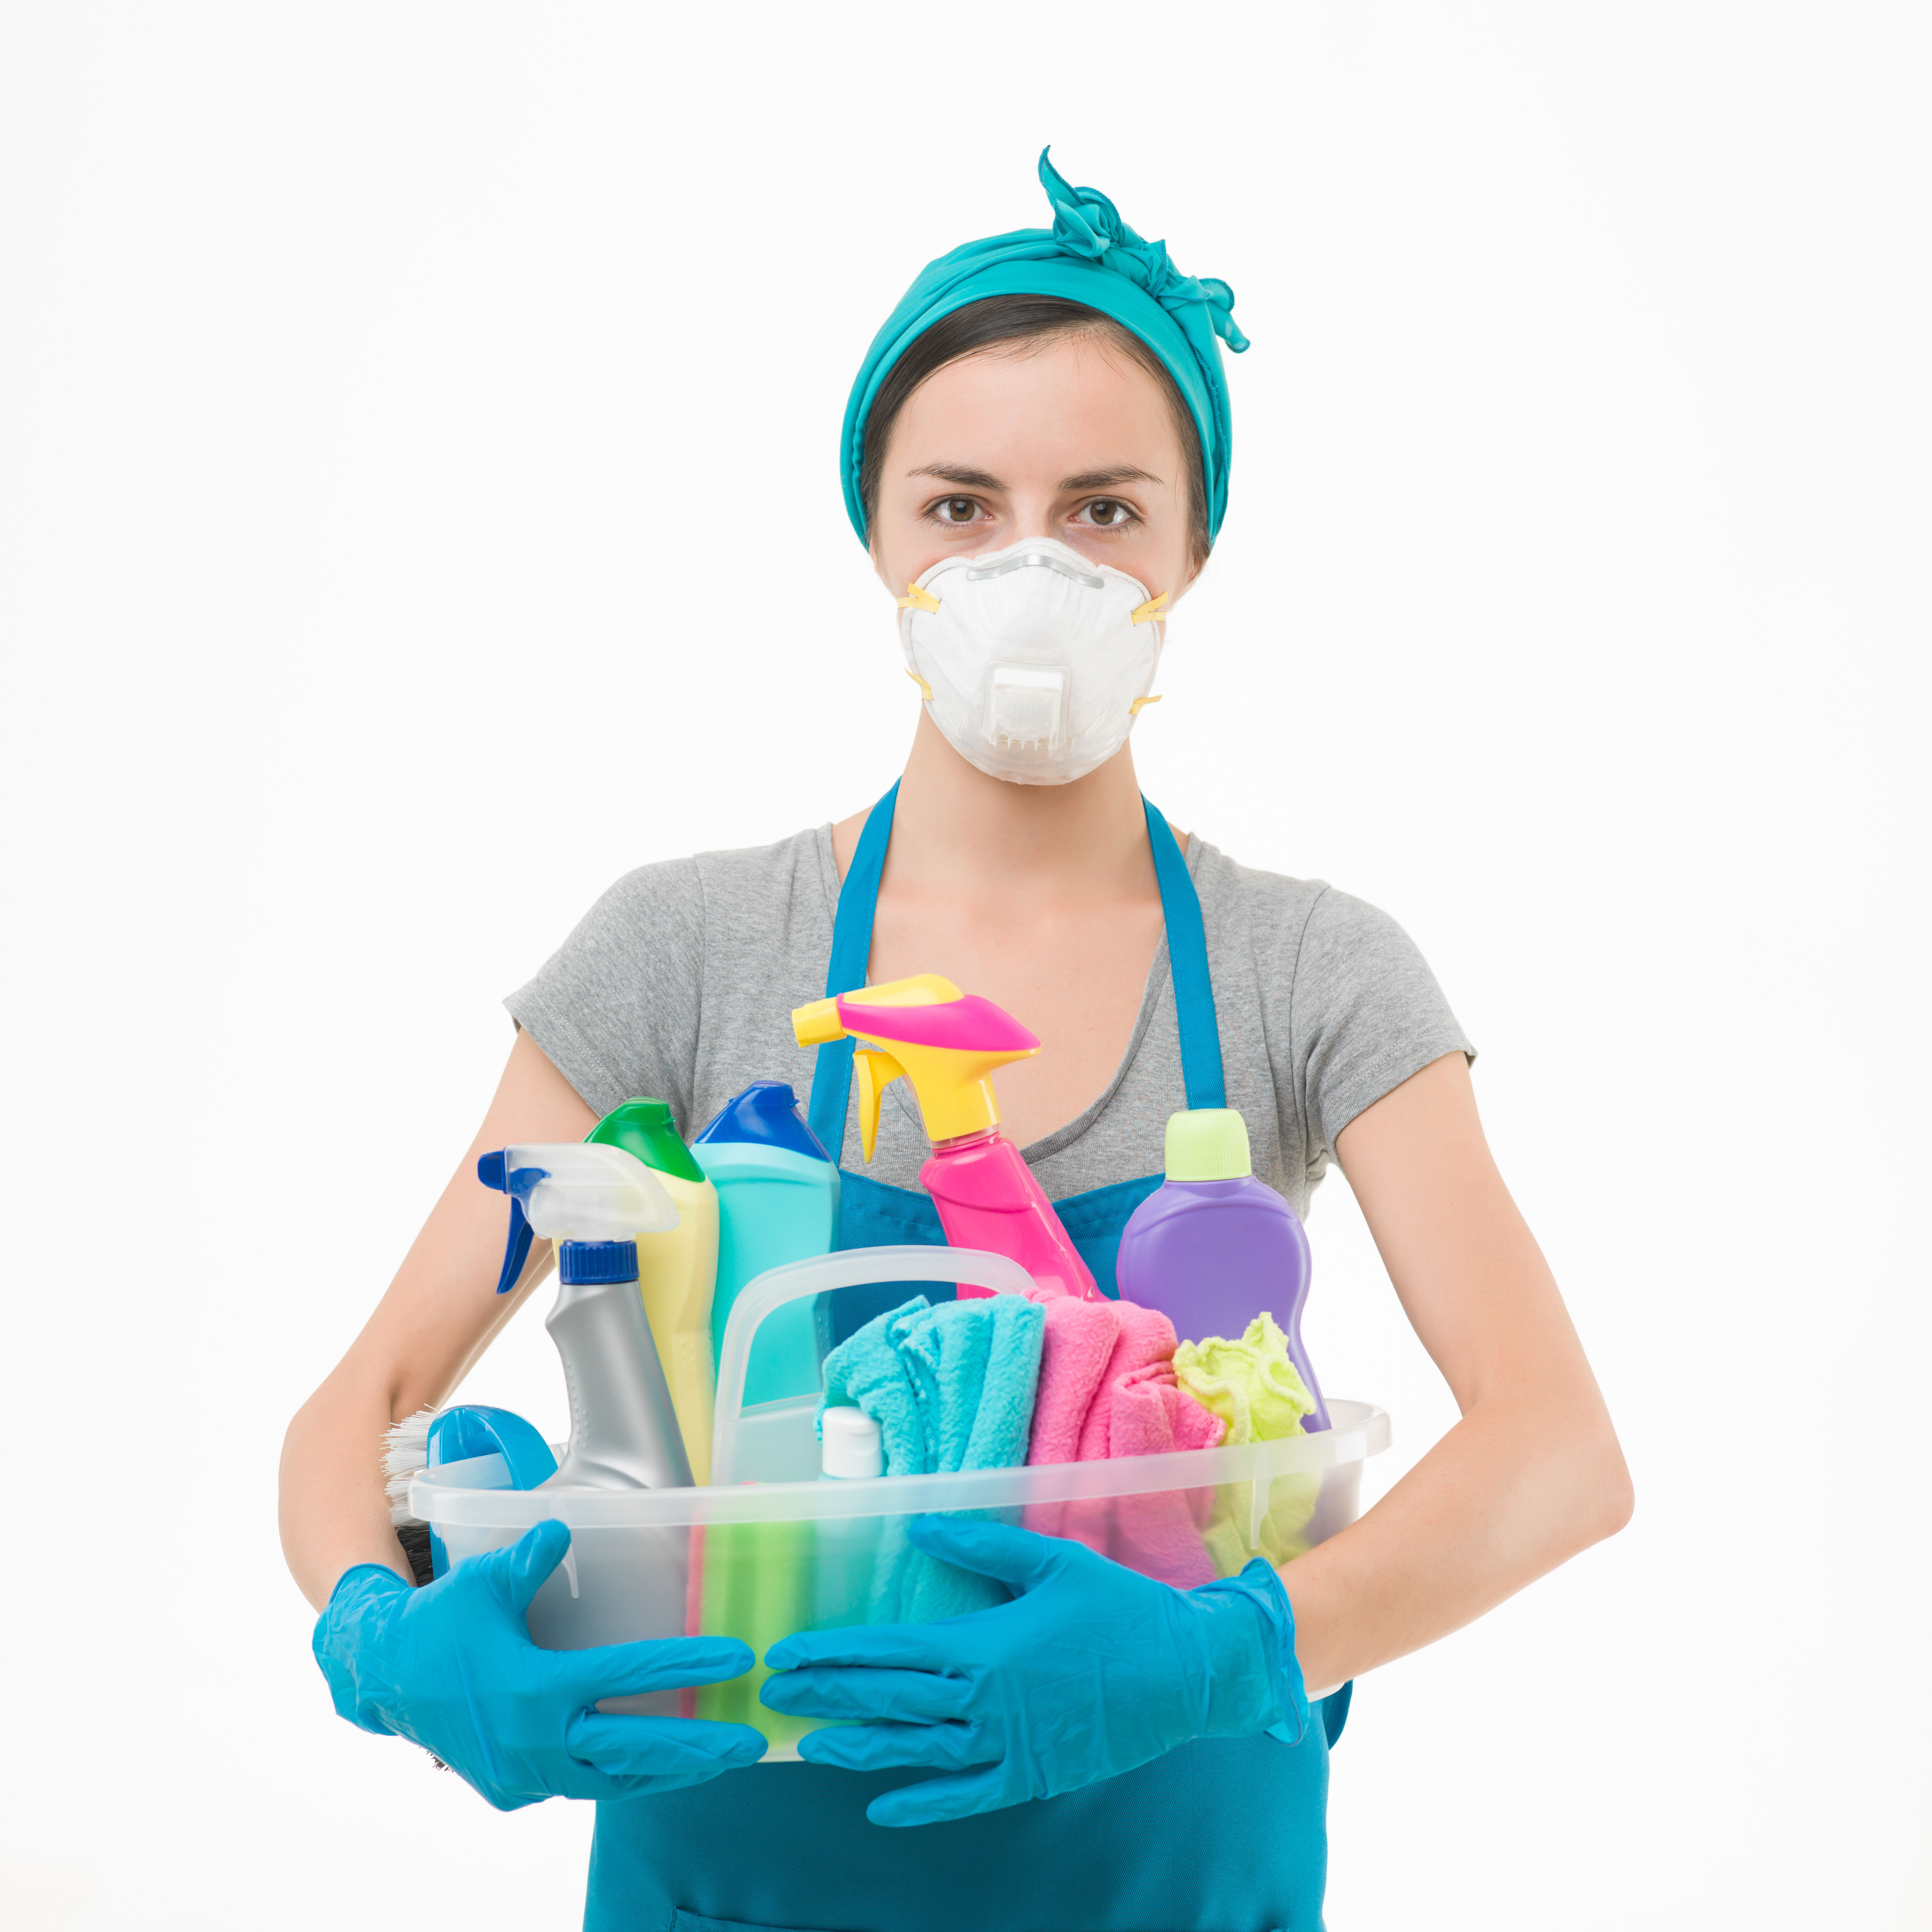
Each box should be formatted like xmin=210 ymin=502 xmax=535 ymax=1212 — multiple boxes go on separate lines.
xmin=2 ymin=4 xmax=1925 ymax=1926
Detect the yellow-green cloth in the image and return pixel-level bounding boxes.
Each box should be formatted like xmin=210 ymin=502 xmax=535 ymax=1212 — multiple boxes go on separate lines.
xmin=1176 ymin=1314 xmax=1322 ymax=1578
xmin=1172 ymin=1312 xmax=1316 ymax=1444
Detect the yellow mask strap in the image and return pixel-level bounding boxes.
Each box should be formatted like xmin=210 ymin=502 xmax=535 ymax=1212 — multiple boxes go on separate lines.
xmin=905 ymin=667 xmax=934 ymax=701
xmin=1130 ymin=693 xmax=1163 ymax=715
xmin=897 ymin=583 xmax=942 ymax=615
xmin=1130 ymin=593 xmax=1169 ymax=625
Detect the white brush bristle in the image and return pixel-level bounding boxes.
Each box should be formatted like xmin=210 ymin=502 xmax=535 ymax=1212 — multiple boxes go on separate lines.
xmin=384 ymin=1406 xmax=436 ymax=1527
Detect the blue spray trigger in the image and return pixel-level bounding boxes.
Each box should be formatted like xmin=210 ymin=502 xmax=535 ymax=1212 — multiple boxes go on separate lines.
xmin=494 ymin=1199 xmax=535 ymax=1295
xmin=477 ymin=1151 xmax=549 ymax=1295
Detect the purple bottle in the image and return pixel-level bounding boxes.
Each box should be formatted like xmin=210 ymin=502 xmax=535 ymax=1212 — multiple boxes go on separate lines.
xmin=1115 ymin=1108 xmax=1331 ymax=1431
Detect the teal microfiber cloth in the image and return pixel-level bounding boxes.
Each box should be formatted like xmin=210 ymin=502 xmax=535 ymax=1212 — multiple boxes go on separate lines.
xmin=819 ymin=1295 xmax=1045 ymax=1478
xmin=818 ymin=1294 xmax=1046 ymax=1621
xmin=819 ymin=1295 xmax=935 ymax=1479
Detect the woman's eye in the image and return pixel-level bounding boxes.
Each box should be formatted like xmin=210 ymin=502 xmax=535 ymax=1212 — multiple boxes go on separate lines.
xmin=934 ymin=497 xmax=980 ymax=523
xmin=1077 ymin=499 xmax=1137 ymax=528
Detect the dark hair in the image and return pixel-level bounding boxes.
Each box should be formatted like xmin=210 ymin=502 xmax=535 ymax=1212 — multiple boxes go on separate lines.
xmin=859 ymin=295 xmax=1211 ymax=565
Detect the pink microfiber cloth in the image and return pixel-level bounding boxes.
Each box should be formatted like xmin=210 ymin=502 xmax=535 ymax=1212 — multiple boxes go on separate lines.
xmin=1023 ymin=1291 xmax=1226 ymax=1588
xmin=1025 ymin=1293 xmax=1223 ymax=1465
xmin=1024 ymin=1294 xmax=1124 ymax=1465
xmin=1075 ymin=1301 xmax=1211 ymax=1460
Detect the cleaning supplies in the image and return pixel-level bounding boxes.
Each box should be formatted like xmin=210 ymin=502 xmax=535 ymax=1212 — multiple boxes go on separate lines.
xmin=477 ymin=1142 xmax=693 ymax=1490
xmin=820 ymin=1405 xmax=884 ymax=1480
xmin=1022 ymin=1296 xmax=1216 ymax=1465
xmin=702 ymin=1417 xmax=913 ymax=1751
xmin=709 ymin=1245 xmax=1040 ymax=1486
xmin=814 ymin=1407 xmax=885 ymax=1632
xmin=820 ymin=1293 xmax=1046 ymax=1623
xmin=692 ymin=1081 xmax=840 ymax=1405
xmin=420 ymin=1405 xmax=559 ymax=1578
xmin=1173 ymin=1312 xmax=1323 ymax=1575
xmin=818 ymin=1294 xmax=1046 ymax=1479
xmin=382 ymin=1403 xmax=558 ymax=1587
xmin=695 ymin=1517 xmax=813 ymax=1751
xmin=1021 ymin=1297 xmax=1224 ymax=1588
xmin=588 ymin=1099 xmax=721 ymax=1483
xmin=1115 ymin=1108 xmax=1332 ymax=1430
xmin=792 ymin=973 xmax=1100 ymax=1301
xmin=1173 ymin=1312 xmax=1319 ymax=1445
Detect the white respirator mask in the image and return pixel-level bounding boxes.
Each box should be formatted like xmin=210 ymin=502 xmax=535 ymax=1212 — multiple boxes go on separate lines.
xmin=895 ymin=537 xmax=1168 ymax=786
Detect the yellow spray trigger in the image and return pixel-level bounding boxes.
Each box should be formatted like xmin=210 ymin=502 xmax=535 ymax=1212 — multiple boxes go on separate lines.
xmin=853 ymin=1048 xmax=905 ymax=1163
xmin=897 ymin=583 xmax=942 ymax=614
xmin=1130 ymin=593 xmax=1169 ymax=625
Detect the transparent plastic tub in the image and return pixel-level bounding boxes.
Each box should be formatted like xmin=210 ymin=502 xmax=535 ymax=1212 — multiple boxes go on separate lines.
xmin=413 ymin=1247 xmax=1390 ymax=1761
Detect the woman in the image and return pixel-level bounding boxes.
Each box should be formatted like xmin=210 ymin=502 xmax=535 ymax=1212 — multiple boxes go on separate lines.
xmin=284 ymin=152 xmax=1631 ymax=1930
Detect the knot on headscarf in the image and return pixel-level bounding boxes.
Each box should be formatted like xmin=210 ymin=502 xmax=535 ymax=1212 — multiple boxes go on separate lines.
xmin=840 ymin=148 xmax=1250 ymax=545
xmin=1038 ymin=149 xmax=1250 ymax=355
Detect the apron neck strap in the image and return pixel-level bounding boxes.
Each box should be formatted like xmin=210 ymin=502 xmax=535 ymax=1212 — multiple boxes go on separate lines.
xmin=1141 ymin=795 xmax=1228 ymax=1111
xmin=806 ymin=779 xmax=899 ymax=1154
xmin=806 ymin=781 xmax=1225 ymax=1157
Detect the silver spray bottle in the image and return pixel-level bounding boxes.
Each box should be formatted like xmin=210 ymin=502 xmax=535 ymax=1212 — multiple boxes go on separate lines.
xmin=478 ymin=1142 xmax=693 ymax=1489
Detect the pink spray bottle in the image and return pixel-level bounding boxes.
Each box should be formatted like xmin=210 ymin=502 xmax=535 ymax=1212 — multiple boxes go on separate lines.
xmin=792 ymin=973 xmax=1101 ymax=1302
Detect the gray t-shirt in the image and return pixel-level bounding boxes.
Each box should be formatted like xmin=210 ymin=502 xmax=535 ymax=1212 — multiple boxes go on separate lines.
xmin=507 ymin=826 xmax=1471 ymax=1221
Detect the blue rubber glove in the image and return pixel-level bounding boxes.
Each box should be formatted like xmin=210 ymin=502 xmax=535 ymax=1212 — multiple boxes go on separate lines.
xmin=314 ymin=1520 xmax=768 ymax=1809
xmin=760 ymin=1516 xmax=1308 ymax=1826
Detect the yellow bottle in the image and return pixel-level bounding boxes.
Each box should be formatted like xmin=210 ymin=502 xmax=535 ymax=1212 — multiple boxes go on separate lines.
xmin=587 ymin=1100 xmax=719 ymax=1484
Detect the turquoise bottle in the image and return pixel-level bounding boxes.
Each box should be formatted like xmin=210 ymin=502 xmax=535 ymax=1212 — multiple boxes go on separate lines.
xmin=693 ymin=1082 xmax=841 ymax=1405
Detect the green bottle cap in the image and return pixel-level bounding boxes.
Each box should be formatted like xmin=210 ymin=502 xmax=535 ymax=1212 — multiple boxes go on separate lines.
xmin=587 ymin=1098 xmax=706 ymax=1184
xmin=1163 ymin=1108 xmax=1252 ymax=1182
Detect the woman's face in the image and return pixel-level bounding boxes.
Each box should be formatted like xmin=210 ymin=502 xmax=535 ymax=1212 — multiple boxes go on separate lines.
xmin=870 ymin=333 xmax=1199 ymax=604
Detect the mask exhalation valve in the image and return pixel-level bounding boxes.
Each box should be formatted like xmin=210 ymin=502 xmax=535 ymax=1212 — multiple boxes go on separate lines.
xmin=985 ymin=663 xmax=1069 ymax=750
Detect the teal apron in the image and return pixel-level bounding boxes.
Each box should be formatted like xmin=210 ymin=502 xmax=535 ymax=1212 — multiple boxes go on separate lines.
xmin=585 ymin=785 xmax=1345 ymax=1932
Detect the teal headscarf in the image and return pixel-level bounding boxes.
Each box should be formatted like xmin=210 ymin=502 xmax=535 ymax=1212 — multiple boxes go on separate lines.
xmin=841 ymin=150 xmax=1248 ymax=547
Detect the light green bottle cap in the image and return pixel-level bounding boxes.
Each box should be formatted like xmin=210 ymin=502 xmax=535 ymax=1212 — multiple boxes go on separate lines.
xmin=1164 ymin=1108 xmax=1252 ymax=1182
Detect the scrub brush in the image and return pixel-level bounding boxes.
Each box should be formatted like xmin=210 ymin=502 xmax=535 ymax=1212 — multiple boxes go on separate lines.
xmin=382 ymin=1406 xmax=437 ymax=1587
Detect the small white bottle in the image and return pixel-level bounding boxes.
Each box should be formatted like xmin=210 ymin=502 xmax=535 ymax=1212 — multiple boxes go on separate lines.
xmin=820 ymin=1405 xmax=884 ymax=1481
xmin=815 ymin=1406 xmax=883 ymax=1629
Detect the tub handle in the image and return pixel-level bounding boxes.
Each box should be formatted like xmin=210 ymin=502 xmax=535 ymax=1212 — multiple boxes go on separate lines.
xmin=710 ymin=1246 xmax=1037 ymax=1485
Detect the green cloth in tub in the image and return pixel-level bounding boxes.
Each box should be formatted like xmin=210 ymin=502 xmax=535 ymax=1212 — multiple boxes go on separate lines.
xmin=1175 ymin=1313 xmax=1322 ymax=1575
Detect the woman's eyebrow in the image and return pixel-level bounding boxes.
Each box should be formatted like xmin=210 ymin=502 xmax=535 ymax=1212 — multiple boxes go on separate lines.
xmin=907 ymin=463 xmax=1004 ymax=489
xmin=1059 ymin=465 xmax=1162 ymax=491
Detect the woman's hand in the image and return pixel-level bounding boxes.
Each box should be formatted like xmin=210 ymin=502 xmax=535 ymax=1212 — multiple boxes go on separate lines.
xmin=759 ymin=1516 xmax=1307 ymax=1826
xmin=315 ymin=1520 xmax=767 ymax=1809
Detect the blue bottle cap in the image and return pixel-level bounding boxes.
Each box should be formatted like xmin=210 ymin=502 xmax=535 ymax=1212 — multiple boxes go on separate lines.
xmin=692 ymin=1081 xmax=833 ymax=1163
xmin=558 ymin=1238 xmax=640 ymax=1284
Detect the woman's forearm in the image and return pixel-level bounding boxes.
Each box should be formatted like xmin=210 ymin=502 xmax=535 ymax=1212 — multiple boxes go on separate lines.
xmin=279 ymin=1030 xmax=593 ymax=1611
xmin=279 ymin=1227 xmax=557 ymax=1612
xmin=1285 ymin=1051 xmax=1634 ymax=1693
xmin=280 ymin=1373 xmax=418 ymax=1610
xmin=1279 ymin=1383 xmax=1631 ymax=1694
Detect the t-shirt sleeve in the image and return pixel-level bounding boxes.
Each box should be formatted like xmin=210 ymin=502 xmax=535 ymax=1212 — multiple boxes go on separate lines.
xmin=504 ymin=857 xmax=706 ymax=1125
xmin=1291 ymin=886 xmax=1474 ymax=1162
